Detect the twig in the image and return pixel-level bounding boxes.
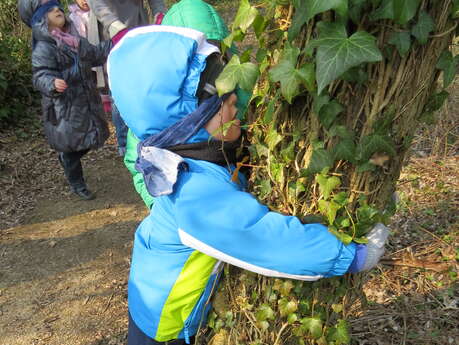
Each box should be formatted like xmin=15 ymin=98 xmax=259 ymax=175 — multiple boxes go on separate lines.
xmin=416 ymin=225 xmax=452 ymax=247
xmin=380 ymin=258 xmax=450 ymax=272
xmin=101 ymin=293 xmax=114 ymax=313
xmin=430 ymin=22 xmax=458 ymax=38
xmin=273 ymin=322 xmax=289 ymax=345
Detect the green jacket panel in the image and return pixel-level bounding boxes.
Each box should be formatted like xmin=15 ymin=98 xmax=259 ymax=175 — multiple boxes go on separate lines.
xmin=124 ymin=129 xmax=155 ymax=208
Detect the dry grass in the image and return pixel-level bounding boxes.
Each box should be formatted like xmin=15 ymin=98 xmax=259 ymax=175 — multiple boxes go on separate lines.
xmin=348 ymin=154 xmax=458 ymax=345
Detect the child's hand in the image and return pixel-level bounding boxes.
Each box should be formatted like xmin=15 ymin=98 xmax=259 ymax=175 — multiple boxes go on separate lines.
xmin=54 ymin=78 xmax=68 ymax=93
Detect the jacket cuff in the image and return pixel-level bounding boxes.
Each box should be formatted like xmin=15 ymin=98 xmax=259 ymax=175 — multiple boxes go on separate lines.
xmin=347 ymin=244 xmax=368 ymax=273
xmin=108 ymin=20 xmax=127 ymax=38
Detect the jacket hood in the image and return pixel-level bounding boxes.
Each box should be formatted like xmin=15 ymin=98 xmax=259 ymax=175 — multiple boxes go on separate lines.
xmin=29 ymin=5 xmax=76 ymax=47
xmin=18 ymin=0 xmax=62 ymax=27
xmin=162 ymin=0 xmax=229 ymax=41
xmin=107 ymin=25 xmax=220 ymax=142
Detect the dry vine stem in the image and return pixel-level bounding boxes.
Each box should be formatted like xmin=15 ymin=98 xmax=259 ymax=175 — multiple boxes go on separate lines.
xmin=208 ymin=1 xmax=457 ymax=345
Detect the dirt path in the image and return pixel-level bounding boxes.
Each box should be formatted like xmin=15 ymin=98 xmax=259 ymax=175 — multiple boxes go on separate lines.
xmin=1 ymin=127 xmax=458 ymax=345
xmin=0 ymin=130 xmax=148 ymax=345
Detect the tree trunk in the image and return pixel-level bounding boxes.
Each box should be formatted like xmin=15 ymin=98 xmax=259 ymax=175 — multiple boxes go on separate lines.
xmin=206 ymin=1 xmax=457 ymax=344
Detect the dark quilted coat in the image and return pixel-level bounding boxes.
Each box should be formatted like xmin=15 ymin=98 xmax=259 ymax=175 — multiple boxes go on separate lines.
xmin=27 ymin=1 xmax=111 ymax=152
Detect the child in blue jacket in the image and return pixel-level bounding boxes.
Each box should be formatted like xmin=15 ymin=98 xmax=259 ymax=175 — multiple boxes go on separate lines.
xmin=108 ymin=23 xmax=389 ymax=345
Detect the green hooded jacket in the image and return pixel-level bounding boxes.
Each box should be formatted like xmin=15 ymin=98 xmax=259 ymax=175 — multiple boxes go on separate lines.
xmin=124 ymin=0 xmax=251 ymax=209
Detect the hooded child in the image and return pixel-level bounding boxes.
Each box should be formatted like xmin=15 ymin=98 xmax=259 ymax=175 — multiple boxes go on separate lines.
xmin=107 ymin=23 xmax=390 ymax=345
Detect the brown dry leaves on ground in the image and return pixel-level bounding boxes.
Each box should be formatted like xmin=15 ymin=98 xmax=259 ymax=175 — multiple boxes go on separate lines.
xmin=350 ymin=156 xmax=459 ymax=345
xmin=0 ymin=96 xmax=458 ymax=345
xmin=0 ymin=123 xmax=148 ymax=345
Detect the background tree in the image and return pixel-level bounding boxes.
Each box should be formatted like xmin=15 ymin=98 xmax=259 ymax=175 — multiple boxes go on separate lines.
xmin=208 ymin=0 xmax=458 ymax=344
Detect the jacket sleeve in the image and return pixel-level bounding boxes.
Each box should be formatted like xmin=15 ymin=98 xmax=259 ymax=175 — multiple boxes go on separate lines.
xmin=32 ymin=43 xmax=61 ymax=97
xmin=78 ymin=38 xmax=112 ymax=67
xmin=148 ymin=0 xmax=166 ymax=15
xmin=87 ymin=0 xmax=118 ymax=30
xmin=124 ymin=129 xmax=155 ymax=209
xmin=173 ymin=171 xmax=357 ymax=280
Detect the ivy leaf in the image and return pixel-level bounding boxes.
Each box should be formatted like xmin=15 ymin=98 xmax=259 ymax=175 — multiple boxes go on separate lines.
xmin=311 ymin=22 xmax=382 ymax=94
xmin=453 ymin=0 xmax=459 ymax=18
xmin=349 ymin=0 xmax=368 ymax=23
xmin=280 ymin=141 xmax=296 ymax=163
xmin=316 ymin=173 xmax=341 ymax=200
xmin=297 ymin=63 xmax=316 ymax=92
xmin=288 ymin=0 xmax=309 ymax=41
xmin=313 ymin=93 xmax=331 ymax=114
xmin=332 ymin=138 xmax=357 ymax=163
xmin=232 ymin=0 xmax=259 ymax=33
xmin=356 ymin=161 xmax=376 ymax=172
xmin=357 ymin=134 xmax=396 ymax=162
xmin=411 ymin=11 xmax=435 ymax=44
xmin=305 ymin=0 xmax=348 ymax=23
xmin=369 ymin=0 xmax=394 ymax=21
xmin=424 ymin=90 xmax=449 ymax=112
xmin=288 ymin=313 xmax=298 ymax=324
xmin=388 ymin=31 xmax=411 ymax=56
xmin=393 ymin=0 xmax=421 ymax=25
xmin=216 ymin=55 xmax=259 ymax=95
xmin=269 ymin=46 xmax=314 ymax=102
xmin=301 ymin=317 xmax=323 ymax=339
xmin=252 ymin=14 xmax=267 ymax=39
xmin=307 ymin=148 xmax=334 ymax=174
xmin=329 ymin=125 xmax=354 ymax=140
xmin=279 ymin=298 xmax=298 ymax=316
xmin=290 ymin=0 xmax=350 ymax=41
xmin=327 ymin=319 xmax=351 ymax=345
xmin=257 ymin=320 xmax=270 ymax=331
xmin=280 ymin=280 xmax=295 ymax=296
xmin=436 ymin=51 xmax=459 ymax=88
xmin=332 ymin=303 xmax=343 ymax=313
xmin=318 ymin=100 xmax=344 ymax=129
xmin=328 ymin=226 xmax=353 ymax=244
xmin=222 ymin=29 xmax=244 ymax=51
xmin=265 ymin=126 xmax=283 ymax=150
xmin=258 ymin=179 xmax=272 ymax=199
xmin=341 ymin=66 xmax=368 ymax=84
xmin=370 ymin=0 xmax=420 ymax=24
xmin=319 ymin=200 xmax=341 ymax=224
xmin=256 ymin=304 xmax=275 ymax=321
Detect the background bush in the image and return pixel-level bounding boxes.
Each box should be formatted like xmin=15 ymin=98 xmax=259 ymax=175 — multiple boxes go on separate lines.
xmin=0 ymin=0 xmax=38 ymax=129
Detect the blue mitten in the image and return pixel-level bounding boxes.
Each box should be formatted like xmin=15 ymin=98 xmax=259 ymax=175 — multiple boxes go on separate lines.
xmin=348 ymin=223 xmax=389 ymax=273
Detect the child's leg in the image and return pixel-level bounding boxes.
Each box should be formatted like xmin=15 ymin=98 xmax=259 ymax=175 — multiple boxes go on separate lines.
xmin=127 ymin=312 xmax=191 ymax=345
xmin=58 ymin=149 xmax=94 ymax=199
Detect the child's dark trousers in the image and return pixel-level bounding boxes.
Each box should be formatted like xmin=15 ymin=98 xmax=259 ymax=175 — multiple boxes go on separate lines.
xmin=127 ymin=313 xmax=195 ymax=345
xmin=58 ymin=149 xmax=89 ymax=190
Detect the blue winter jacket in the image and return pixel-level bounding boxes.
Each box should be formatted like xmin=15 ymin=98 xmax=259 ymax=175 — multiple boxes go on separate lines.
xmin=108 ymin=26 xmax=357 ymax=343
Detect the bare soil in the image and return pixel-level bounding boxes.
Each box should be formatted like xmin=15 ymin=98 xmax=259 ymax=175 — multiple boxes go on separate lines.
xmin=0 ymin=127 xmax=148 ymax=345
xmin=1 ymin=124 xmax=458 ymax=345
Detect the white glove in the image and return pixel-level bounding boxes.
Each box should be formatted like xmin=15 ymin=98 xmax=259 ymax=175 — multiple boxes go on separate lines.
xmin=108 ymin=20 xmax=127 ymax=38
xmin=362 ymin=223 xmax=390 ymax=271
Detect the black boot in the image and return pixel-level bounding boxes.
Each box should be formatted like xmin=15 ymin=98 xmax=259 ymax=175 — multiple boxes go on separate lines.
xmin=71 ymin=185 xmax=95 ymax=200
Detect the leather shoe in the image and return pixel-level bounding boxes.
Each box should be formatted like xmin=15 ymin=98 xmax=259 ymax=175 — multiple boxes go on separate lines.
xmin=72 ymin=187 xmax=95 ymax=200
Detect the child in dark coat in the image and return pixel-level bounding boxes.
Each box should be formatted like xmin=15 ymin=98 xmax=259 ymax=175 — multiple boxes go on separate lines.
xmin=18 ymin=0 xmax=112 ymax=199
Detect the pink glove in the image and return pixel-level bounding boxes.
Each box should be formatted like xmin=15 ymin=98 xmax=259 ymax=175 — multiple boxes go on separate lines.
xmin=154 ymin=12 xmax=164 ymax=25
xmin=111 ymin=28 xmax=128 ymax=47
xmin=51 ymin=29 xmax=80 ymax=50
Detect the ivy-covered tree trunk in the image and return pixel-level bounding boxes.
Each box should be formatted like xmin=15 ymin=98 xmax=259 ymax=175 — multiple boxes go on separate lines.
xmin=207 ymin=1 xmax=458 ymax=344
